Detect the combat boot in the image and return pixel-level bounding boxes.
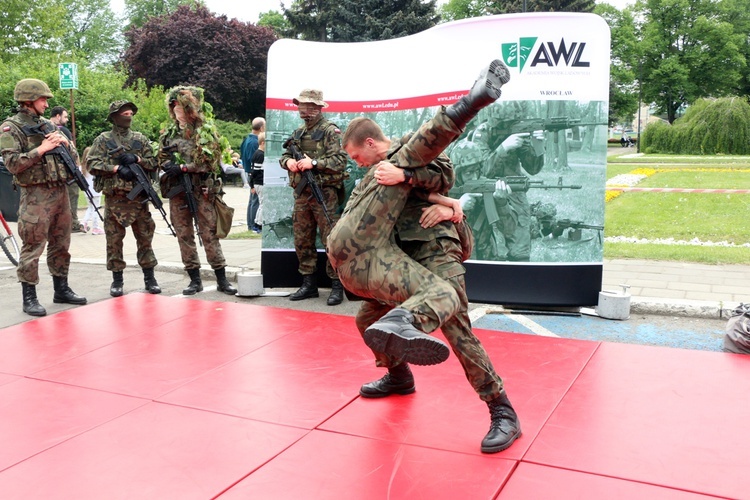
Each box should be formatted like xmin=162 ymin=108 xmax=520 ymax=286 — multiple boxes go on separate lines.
xmin=143 ymin=267 xmax=161 ymax=294
xmin=360 ymin=363 xmax=415 ymax=398
xmin=445 ymin=59 xmax=511 ymax=130
xmin=183 ymin=268 xmax=203 ymax=295
xmin=363 ymin=308 xmax=450 ymax=366
xmin=110 ymin=271 xmax=124 ymax=297
xmin=481 ymin=391 xmax=522 ymax=453
xmin=327 ymin=279 xmax=344 ymax=306
xmin=52 ymin=276 xmax=87 ymax=305
xmin=215 ymin=267 xmax=237 ymax=295
xmin=289 ymin=274 xmax=318 ymax=301
xmin=21 ymin=282 xmax=47 ymax=317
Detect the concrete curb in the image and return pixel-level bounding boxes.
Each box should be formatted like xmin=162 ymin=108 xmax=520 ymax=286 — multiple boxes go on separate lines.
xmin=632 ymin=297 xmax=741 ymax=320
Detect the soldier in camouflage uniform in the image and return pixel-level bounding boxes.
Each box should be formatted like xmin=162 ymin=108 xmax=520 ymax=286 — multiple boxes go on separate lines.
xmin=157 ymin=86 xmax=237 ymax=296
xmin=280 ymin=89 xmax=348 ymax=306
xmin=327 ymin=61 xmax=521 ymax=453
xmin=87 ymin=100 xmax=161 ymax=297
xmin=470 ymin=102 xmax=545 ymax=261
xmin=0 ymin=79 xmax=87 ymax=317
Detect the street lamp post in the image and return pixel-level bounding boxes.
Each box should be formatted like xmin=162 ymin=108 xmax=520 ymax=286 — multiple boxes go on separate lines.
xmin=637 ymin=61 xmax=642 ymax=153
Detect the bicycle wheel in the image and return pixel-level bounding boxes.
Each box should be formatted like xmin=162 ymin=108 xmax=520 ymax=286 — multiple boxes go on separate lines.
xmin=0 ymin=216 xmax=20 ymax=266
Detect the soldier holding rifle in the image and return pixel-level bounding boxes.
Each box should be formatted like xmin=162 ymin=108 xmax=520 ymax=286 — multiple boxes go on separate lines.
xmin=157 ymin=86 xmax=237 ymax=296
xmin=87 ymin=100 xmax=163 ymax=297
xmin=0 ymin=79 xmax=87 ymax=316
xmin=280 ymin=89 xmax=348 ymax=306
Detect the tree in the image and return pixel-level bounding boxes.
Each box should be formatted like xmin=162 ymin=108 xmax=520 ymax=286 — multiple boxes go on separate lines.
xmin=594 ymin=3 xmax=639 ymax=126
xmin=636 ymin=0 xmax=746 ymax=123
xmin=492 ymin=0 xmax=595 ymax=14
xmin=283 ymin=0 xmax=440 ymax=42
xmin=122 ymin=5 xmax=277 ymax=122
xmin=0 ymin=0 xmax=67 ymax=59
xmin=440 ymin=0 xmax=494 ymax=22
xmin=59 ymin=0 xmax=123 ymax=65
xmin=258 ymin=10 xmax=290 ymax=37
xmin=124 ymin=0 xmax=198 ymax=29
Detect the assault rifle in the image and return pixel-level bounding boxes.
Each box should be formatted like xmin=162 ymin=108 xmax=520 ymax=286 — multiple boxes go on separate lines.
xmin=107 ymin=144 xmax=176 ymax=237
xmin=283 ymin=137 xmax=333 ymax=227
xmin=551 ymin=218 xmax=604 ymax=240
xmin=22 ymin=122 xmax=103 ymax=221
xmin=500 ymin=116 xmax=608 ymax=155
xmin=449 ymin=176 xmax=582 ymax=196
xmin=163 ymin=144 xmax=201 ymax=245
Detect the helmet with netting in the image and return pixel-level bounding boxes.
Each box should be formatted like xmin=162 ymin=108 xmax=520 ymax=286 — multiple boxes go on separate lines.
xmin=13 ymin=79 xmax=53 ymax=102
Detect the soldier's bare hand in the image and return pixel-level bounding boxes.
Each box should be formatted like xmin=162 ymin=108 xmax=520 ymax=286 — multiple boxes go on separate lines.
xmin=420 ymin=204 xmax=453 ymax=228
xmin=459 ymin=193 xmax=479 ymax=212
xmin=297 ymin=155 xmax=314 ymax=171
xmin=501 ymin=133 xmax=528 ymax=152
xmin=374 ymin=162 xmax=402 ymax=185
xmin=287 ymin=159 xmax=299 ymax=172
xmin=494 ymin=179 xmax=512 ymax=198
xmin=39 ymin=133 xmax=63 ymax=155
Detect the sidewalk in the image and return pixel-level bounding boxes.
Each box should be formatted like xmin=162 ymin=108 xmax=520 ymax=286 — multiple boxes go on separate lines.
xmin=48 ymin=185 xmax=750 ymax=318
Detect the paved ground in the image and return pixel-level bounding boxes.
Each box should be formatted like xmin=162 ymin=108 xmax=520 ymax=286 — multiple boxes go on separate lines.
xmin=1 ymin=184 xmax=746 ymax=350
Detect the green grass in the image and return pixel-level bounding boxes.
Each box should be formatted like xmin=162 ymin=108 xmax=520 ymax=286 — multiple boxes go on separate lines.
xmin=226 ymin=229 xmax=261 ymax=240
xmin=605 ymin=242 xmax=749 ymax=264
xmin=605 ymin=155 xmax=750 ymax=264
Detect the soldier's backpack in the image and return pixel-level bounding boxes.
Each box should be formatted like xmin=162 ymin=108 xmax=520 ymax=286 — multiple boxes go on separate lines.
xmin=723 ymin=303 xmax=750 ymax=354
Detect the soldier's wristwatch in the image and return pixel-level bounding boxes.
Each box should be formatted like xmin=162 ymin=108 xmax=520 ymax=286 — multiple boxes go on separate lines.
xmin=311 ymin=159 xmax=318 ymax=168
xmin=402 ymin=169 xmax=414 ymax=184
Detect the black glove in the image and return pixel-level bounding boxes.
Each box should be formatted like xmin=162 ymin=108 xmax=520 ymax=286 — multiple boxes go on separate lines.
xmin=118 ymin=153 xmax=138 ymax=166
xmin=117 ymin=164 xmax=135 ymax=182
xmin=162 ymin=161 xmax=182 ymax=178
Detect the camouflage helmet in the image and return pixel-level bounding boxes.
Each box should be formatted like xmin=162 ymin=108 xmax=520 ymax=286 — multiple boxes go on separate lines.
xmin=14 ymin=79 xmax=53 ymax=102
xmin=451 ymin=139 xmax=484 ymax=168
xmin=534 ymin=202 xmax=558 ymax=220
xmin=107 ymin=100 xmax=138 ymax=121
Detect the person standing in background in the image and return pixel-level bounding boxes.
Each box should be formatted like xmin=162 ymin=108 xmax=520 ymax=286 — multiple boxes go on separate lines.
xmin=249 ymin=132 xmax=265 ymax=233
xmin=50 ymin=106 xmax=86 ymax=233
xmin=240 ymin=117 xmax=265 ymax=231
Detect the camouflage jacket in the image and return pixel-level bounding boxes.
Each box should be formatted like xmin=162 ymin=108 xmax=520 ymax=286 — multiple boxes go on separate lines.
xmin=157 ymin=122 xmax=222 ymax=195
xmin=0 ymin=109 xmax=77 ymax=187
xmin=388 ymin=136 xmax=459 ymax=243
xmin=87 ymin=126 xmax=156 ymax=196
xmin=279 ymin=117 xmax=348 ymax=189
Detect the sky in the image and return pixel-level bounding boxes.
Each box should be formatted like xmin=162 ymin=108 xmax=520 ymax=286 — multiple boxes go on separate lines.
xmin=110 ymin=0 xmax=634 ymax=25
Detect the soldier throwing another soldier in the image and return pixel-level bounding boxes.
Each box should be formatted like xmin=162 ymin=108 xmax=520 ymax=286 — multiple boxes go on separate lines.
xmin=87 ymin=100 xmax=161 ymax=297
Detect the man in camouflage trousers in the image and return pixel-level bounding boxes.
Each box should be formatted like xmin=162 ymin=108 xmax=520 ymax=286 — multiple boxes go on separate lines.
xmin=0 ymin=79 xmax=87 ymax=317
xmin=280 ymin=89 xmax=348 ymax=306
xmin=87 ymin=100 xmax=161 ymax=297
xmin=157 ymin=86 xmax=236 ymax=296
xmin=327 ymin=61 xmax=521 ymax=453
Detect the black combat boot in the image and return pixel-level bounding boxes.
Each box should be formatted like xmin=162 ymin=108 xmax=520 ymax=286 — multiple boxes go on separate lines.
xmin=110 ymin=271 xmax=124 ymax=297
xmin=363 ymin=308 xmax=450 ymax=366
xmin=143 ymin=267 xmax=161 ymax=294
xmin=21 ymin=282 xmax=47 ymax=317
xmin=183 ymin=268 xmax=203 ymax=295
xmin=52 ymin=276 xmax=87 ymax=305
xmin=481 ymin=391 xmax=522 ymax=453
xmin=445 ymin=59 xmax=511 ymax=130
xmin=215 ymin=267 xmax=237 ymax=295
xmin=327 ymin=279 xmax=344 ymax=306
xmin=289 ymin=274 xmax=318 ymax=301
xmin=360 ymin=363 xmax=415 ymax=398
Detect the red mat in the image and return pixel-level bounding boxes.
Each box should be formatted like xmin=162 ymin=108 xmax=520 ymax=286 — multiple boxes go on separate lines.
xmin=0 ymin=294 xmax=747 ymax=499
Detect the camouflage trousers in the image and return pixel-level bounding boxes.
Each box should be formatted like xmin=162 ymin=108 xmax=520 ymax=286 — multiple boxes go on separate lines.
xmin=356 ymin=237 xmax=504 ymax=402
xmin=169 ymin=187 xmax=226 ymax=270
xmin=327 ymin=107 xmax=464 ymax=333
xmin=293 ymin=184 xmax=340 ymax=279
xmin=104 ymin=192 xmax=158 ymax=272
xmin=16 ymin=184 xmax=71 ymax=284
xmin=67 ymin=182 xmax=80 ymax=226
